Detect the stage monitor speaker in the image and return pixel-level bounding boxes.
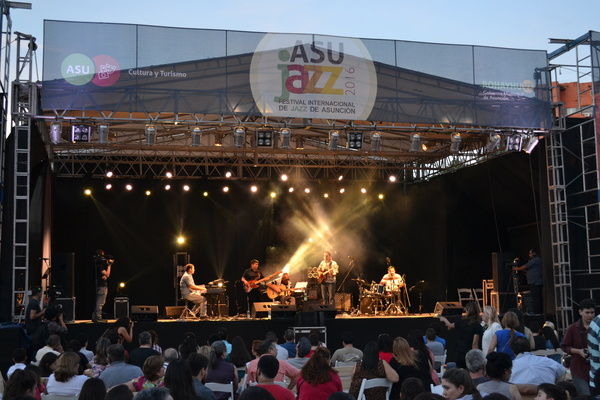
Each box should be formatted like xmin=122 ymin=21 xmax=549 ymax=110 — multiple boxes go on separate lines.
xmin=307 ymin=304 xmax=337 ymax=319
xmin=114 ymin=297 xmax=129 ymax=318
xmin=52 ymin=252 xmax=75 ymax=298
xmin=55 ymin=297 xmax=75 ymax=322
xmin=271 ymin=304 xmax=296 ymax=320
xmin=295 ymin=311 xmax=324 ymax=326
xmin=252 ymin=302 xmax=272 ymax=318
xmin=433 ymin=301 xmax=463 ymax=317
xmin=131 ymin=305 xmax=159 ymax=322
xmin=335 ymin=293 xmax=352 ymax=312
xmin=164 ymin=306 xmax=186 ymax=319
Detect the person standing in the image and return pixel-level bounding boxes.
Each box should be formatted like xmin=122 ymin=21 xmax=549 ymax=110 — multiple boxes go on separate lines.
xmin=241 ymin=259 xmax=263 ymax=315
xmin=512 ymin=248 xmax=543 ymax=315
xmin=317 ymin=251 xmax=338 ymax=305
xmin=25 ymin=286 xmax=46 ymax=336
xmin=561 ymin=299 xmax=596 ymax=395
xmin=93 ymin=249 xmax=113 ymax=323
xmin=179 ymin=264 xmax=207 ymax=318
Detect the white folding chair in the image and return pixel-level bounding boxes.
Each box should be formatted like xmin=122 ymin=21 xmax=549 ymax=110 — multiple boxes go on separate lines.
xmin=457 ymin=288 xmax=475 ymax=307
xmin=205 ymin=382 xmax=234 ymax=400
xmin=356 ymin=378 xmax=393 ymax=400
xmin=434 ymin=350 xmax=447 ymax=375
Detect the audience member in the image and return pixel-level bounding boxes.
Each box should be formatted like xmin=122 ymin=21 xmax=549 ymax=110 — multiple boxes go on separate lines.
xmin=441 ymin=368 xmax=483 ymax=400
xmin=407 ymin=329 xmax=439 ymax=386
xmin=389 ymin=337 xmax=430 ymax=400
xmin=327 ymin=393 xmax=356 ymax=400
xmin=465 ymin=350 xmax=489 ymax=386
xmin=239 ymin=386 xmax=275 ymax=400
xmin=477 ymin=352 xmax=521 ymax=400
xmin=230 ymin=336 xmax=252 ymax=381
xmin=330 ymin=331 xmax=363 ymax=366
xmin=288 ymin=337 xmax=311 ymax=370
xmin=162 ymin=348 xmax=179 ymax=370
xmin=509 ymin=337 xmax=566 ymax=387
xmin=46 ymin=352 xmax=89 ymax=396
xmin=23 ymin=364 xmax=45 ymax=400
xmin=44 ymin=305 xmax=68 ymax=338
xmin=296 ymin=347 xmax=342 ymax=400
xmin=78 ymin=333 xmax=95 ymax=362
xmin=378 ymin=333 xmax=394 ymax=363
xmin=8 ymin=348 xmax=28 ymax=378
xmin=187 ymin=353 xmax=216 ymax=400
xmin=104 ymin=384 xmax=134 ymax=400
xmin=134 ymin=387 xmax=172 ymax=400
xmin=349 ymin=341 xmax=399 ymax=400
xmin=487 ymin=311 xmax=524 ymax=359
xmin=536 ymin=383 xmax=567 ymax=400
xmin=148 ymin=331 xmax=163 ymax=355
xmin=38 ymin=352 xmax=58 ymax=378
xmin=3 ymin=369 xmax=37 ymax=400
xmin=530 ymin=322 xmax=547 ymax=351
xmin=414 ymin=393 xmax=445 ymax=400
xmin=588 ymin=314 xmax=600 ymax=393
xmin=102 ymin=317 xmax=134 ymax=345
xmin=163 ymin=358 xmax=198 ymax=400
xmin=129 ymin=332 xmax=161 ymax=369
xmin=556 ymin=381 xmax=577 ymax=400
xmin=179 ymin=332 xmax=200 ymax=361
xmin=256 ymin=355 xmax=295 ymax=400
xmin=425 ymin=328 xmax=445 ymax=358
xmin=34 ymin=334 xmax=62 ymax=364
xmin=65 ymin=339 xmax=92 ymax=374
xmin=217 ymin=327 xmax=233 ymax=357
xmin=205 ymin=340 xmax=239 ymax=399
xmin=481 ymin=306 xmax=502 ymax=355
xmin=266 ymin=331 xmax=288 ymax=360
xmin=100 ymin=344 xmax=143 ymax=389
xmin=281 ymin=329 xmax=296 ymax=359
xmin=125 ymin=355 xmax=165 ymax=392
xmin=401 ymin=377 xmax=426 ymax=400
xmin=440 ymin=302 xmax=483 ymax=369
xmin=247 ymin=340 xmax=298 ymax=389
xmin=79 ymin=378 xmax=107 ymax=400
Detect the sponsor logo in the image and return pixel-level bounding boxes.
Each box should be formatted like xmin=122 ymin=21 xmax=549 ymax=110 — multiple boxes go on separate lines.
xmin=250 ymin=34 xmax=377 ymax=120
xmin=61 ymin=54 xmax=120 ymax=87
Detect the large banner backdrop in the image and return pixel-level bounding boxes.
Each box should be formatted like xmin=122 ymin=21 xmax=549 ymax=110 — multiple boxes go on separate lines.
xmin=42 ymin=21 xmax=552 ymax=129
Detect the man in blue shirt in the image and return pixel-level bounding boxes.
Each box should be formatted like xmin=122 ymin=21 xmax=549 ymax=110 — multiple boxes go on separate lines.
xmin=188 ymin=353 xmax=216 ymax=400
xmin=588 ymin=314 xmax=600 ymax=394
xmin=513 ymin=248 xmax=543 ymax=314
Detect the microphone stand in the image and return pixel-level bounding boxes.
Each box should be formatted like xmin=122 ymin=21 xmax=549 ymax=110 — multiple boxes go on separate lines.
xmin=337 ymin=258 xmax=357 ymax=313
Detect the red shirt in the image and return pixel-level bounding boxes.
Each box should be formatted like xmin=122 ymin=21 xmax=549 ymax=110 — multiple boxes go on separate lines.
xmin=257 ymin=384 xmax=296 ymax=400
xmin=296 ymin=371 xmax=343 ymax=400
xmin=378 ymin=351 xmax=393 ymax=363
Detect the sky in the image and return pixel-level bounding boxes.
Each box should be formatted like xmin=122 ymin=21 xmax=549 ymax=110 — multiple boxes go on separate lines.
xmin=8 ymin=0 xmax=600 ymax=83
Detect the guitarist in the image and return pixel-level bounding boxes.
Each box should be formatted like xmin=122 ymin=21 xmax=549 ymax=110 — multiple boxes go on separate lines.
xmin=267 ymin=272 xmax=295 ymax=305
xmin=317 ymin=251 xmax=339 ymax=305
xmin=241 ymin=259 xmax=263 ymax=315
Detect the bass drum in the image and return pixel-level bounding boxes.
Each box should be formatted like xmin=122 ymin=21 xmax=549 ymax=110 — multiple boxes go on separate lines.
xmin=359 ymin=297 xmax=374 ymax=314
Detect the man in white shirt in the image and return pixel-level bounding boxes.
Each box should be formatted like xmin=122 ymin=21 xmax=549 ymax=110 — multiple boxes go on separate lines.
xmin=180 ymin=264 xmax=207 ymax=318
xmin=35 ymin=334 xmax=62 ymax=364
xmin=266 ymin=331 xmax=288 ymax=360
xmin=509 ymin=336 xmax=566 ymax=394
xmin=380 ymin=266 xmax=404 ymax=292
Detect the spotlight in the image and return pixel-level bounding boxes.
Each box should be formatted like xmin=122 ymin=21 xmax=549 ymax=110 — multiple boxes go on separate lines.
xmin=191 ymin=127 xmax=202 ymax=147
xmin=270 ymin=192 xmax=276 ymax=198
xmin=371 ymin=131 xmax=381 ymax=152
xmin=506 ymin=134 xmax=523 ymax=152
xmin=71 ymin=124 xmax=91 ymax=143
xmin=251 ymin=185 xmax=258 ymax=193
xmin=125 ymin=184 xmax=133 ymax=191
xmin=360 ymin=188 xmax=367 ymax=194
xmin=225 ymin=171 xmax=232 ymax=178
xmin=280 ymin=128 xmax=291 ymax=149
xmin=338 ymin=175 xmax=343 ymax=181
xmin=450 ymin=133 xmax=461 ymax=153
xmin=234 ymin=126 xmax=245 ymax=148
xmin=486 ymin=133 xmax=502 ymax=152
xmin=281 ymin=174 xmax=288 ymax=182
xmin=524 ymin=135 xmax=539 ymax=153
xmin=106 ymin=171 xmax=113 ymax=178
xmin=328 ymin=130 xmax=339 ymax=150
xmin=288 ymin=187 xmax=294 ymax=193
xmin=296 ymin=136 xmax=304 ymax=149
xmin=409 ymin=133 xmax=421 ymax=152
xmin=214 ymin=133 xmax=224 ymax=146
xmin=304 ymin=188 xmax=310 ymax=193
xmin=389 ymin=175 xmax=397 ymax=183
xmin=324 ymin=193 xmax=329 ymax=198
xmin=84 ymin=189 xmax=92 ymax=196
xmin=183 ymin=184 xmax=190 ymax=191
xmin=165 ymin=184 xmax=171 ymax=190
xmin=339 ymin=188 xmax=345 ymax=194
xmin=50 ymin=122 xmax=62 ymax=144
xmin=165 ymin=171 xmax=173 ymax=179
xmin=203 ymin=191 xmax=208 ymax=197
xmin=145 ymin=124 xmax=156 ymax=146
xmin=145 ymin=190 xmax=151 ymax=196
xmin=346 ymin=131 xmax=364 ymax=150
xmin=223 ymin=186 xmax=229 ymax=193
xmin=378 ymin=194 xmax=384 ymax=199
xmin=98 ymin=124 xmax=109 ymax=144
xmin=119 ymin=282 xmax=125 ymax=289
xmin=256 ymin=128 xmax=273 ymax=147
xmin=105 ymin=183 xmax=112 ymax=190
xmin=177 ymin=236 xmax=185 ymax=245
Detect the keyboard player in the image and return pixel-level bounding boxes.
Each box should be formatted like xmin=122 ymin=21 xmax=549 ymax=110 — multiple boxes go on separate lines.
xmin=180 ymin=263 xmax=208 ymax=318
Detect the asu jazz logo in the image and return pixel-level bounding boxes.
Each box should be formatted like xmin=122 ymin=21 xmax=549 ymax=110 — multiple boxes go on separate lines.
xmin=61 ymin=54 xmax=120 ymax=87
xmin=250 ymin=34 xmax=377 ymax=120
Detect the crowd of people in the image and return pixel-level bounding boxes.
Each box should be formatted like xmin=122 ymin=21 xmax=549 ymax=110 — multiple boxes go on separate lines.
xmin=2 ymin=299 xmax=600 ymax=400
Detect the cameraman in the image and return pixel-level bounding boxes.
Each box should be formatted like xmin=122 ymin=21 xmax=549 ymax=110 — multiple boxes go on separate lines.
xmin=561 ymin=298 xmax=596 ymax=395
xmin=93 ymin=249 xmax=113 ymax=323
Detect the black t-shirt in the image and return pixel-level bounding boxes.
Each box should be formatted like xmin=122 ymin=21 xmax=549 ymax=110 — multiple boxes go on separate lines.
xmin=95 ymin=256 xmax=109 ymax=287
xmin=455 ymin=318 xmax=484 ymax=355
xmin=25 ymin=297 xmax=41 ymax=335
xmin=128 ymin=347 xmax=160 ymax=369
xmin=242 ymin=269 xmax=262 ymax=291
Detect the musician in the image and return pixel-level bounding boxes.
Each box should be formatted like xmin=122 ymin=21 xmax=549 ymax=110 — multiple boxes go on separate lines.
xmin=267 ymin=273 xmax=295 ymax=305
xmin=241 ymin=259 xmax=263 ymax=314
xmin=180 ymin=264 xmax=208 ymax=318
xmin=317 ymin=251 xmax=338 ymax=305
xmin=93 ymin=249 xmax=113 ymax=323
xmin=380 ymin=266 xmax=404 ymax=292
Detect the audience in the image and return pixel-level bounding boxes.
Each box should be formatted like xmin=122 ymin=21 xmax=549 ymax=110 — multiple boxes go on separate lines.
xmin=401 ymin=377 xmax=426 ymax=400
xmin=481 ymin=306 xmax=502 ymax=355
xmin=349 ymin=341 xmax=399 ymax=400
xmin=330 ymin=331 xmax=363 ymax=366
xmin=296 ymin=347 xmax=342 ymax=400
xmin=163 ymin=358 xmax=198 ymax=400
xmin=91 ymin=337 xmax=111 ymax=377
xmin=487 ymin=311 xmax=525 ymax=359
xmin=179 ymin=332 xmax=200 ymax=361
xmin=465 ymin=349 xmax=489 ymax=386
xmin=105 ymin=385 xmax=134 ymax=400
xmin=205 ymin=340 xmax=239 ymax=398
xmin=440 ymin=302 xmax=483 ymax=369
xmin=46 ymin=352 xmax=89 ymax=396
xmin=38 ymin=352 xmax=58 ymax=378
xmin=239 ymin=386 xmax=275 ymax=400
xmin=3 ymin=369 xmax=37 ymax=400
xmin=230 ymin=336 xmax=252 ymax=381
xmin=377 ymin=333 xmax=394 ymax=363
xmin=247 ymin=340 xmax=298 ymax=389
xmin=389 ymin=337 xmax=429 ymax=400
xmin=135 ymin=387 xmax=172 ymax=400
xmin=129 ymin=332 xmax=161 ymax=369
xmin=100 ymin=344 xmax=143 ymax=389
xmin=537 ymin=383 xmax=567 ymax=400
xmin=187 ymin=353 xmax=216 ymax=400
xmin=256 ymin=355 xmax=295 ymax=400
xmin=78 ymin=378 xmax=107 ymax=400
xmin=509 ymin=337 xmax=566 ymax=386
xmin=288 ymin=337 xmax=311 ymax=369
xmin=125 ymin=355 xmax=165 ymax=392
xmin=477 ymin=352 xmax=521 ymax=400
xmin=8 ymin=348 xmax=28 ymax=378
xmin=281 ymin=329 xmax=297 ymax=359
xmin=265 ymin=331 xmax=288 ymax=360
xmin=441 ymin=368 xmax=483 ymax=400
xmin=34 ymin=334 xmax=62 ymax=364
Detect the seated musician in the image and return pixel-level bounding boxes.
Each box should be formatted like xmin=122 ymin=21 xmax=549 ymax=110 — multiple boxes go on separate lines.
xmin=180 ymin=263 xmax=208 ymax=318
xmin=380 ymin=266 xmax=404 ymax=292
xmin=267 ymin=272 xmax=296 ymax=305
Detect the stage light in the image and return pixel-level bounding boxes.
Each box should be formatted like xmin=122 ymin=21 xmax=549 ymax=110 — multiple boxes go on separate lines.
xmin=145 ymin=190 xmax=151 ymax=196
xmin=409 ymin=133 xmax=421 ymax=152
xmin=281 ymin=174 xmax=288 ymax=182
xmin=389 ymin=175 xmax=397 ymax=182
xmin=177 ymin=236 xmax=185 ymax=245
xmin=191 ymin=127 xmax=202 ymax=147
xmin=360 ymin=188 xmax=367 ymax=194
xmin=98 ymin=123 xmax=109 ymax=144
xmin=106 ymin=171 xmax=113 ymax=178
xmin=346 ymin=131 xmax=364 ymax=149
xmin=450 ymin=133 xmax=461 ymax=153
xmin=296 ymin=136 xmax=304 ymax=149
xmin=524 ymin=135 xmax=539 ymax=153
xmin=328 ymin=130 xmax=339 ymax=150
xmin=225 ymin=171 xmax=232 ymax=178
xmin=371 ymin=131 xmax=381 ymax=152
xmin=119 ymin=282 xmax=125 ymax=289
xmin=288 ymin=187 xmax=294 ymax=193
xmin=486 ymin=133 xmax=502 ymax=152
xmin=251 ymin=185 xmax=258 ymax=193
xmin=234 ymin=126 xmax=245 ymax=148
xmin=256 ymin=128 xmax=273 ymax=147
xmin=304 ymin=188 xmax=310 ymax=193
xmin=203 ymin=191 xmax=209 ymax=197
xmin=125 ymin=184 xmax=133 ymax=191
xmin=183 ymin=184 xmax=190 ymax=191
xmin=280 ymin=128 xmax=291 ymax=149
xmin=270 ymin=192 xmax=276 ymax=198
xmin=50 ymin=122 xmax=62 ymax=144
xmin=308 ymin=238 xmax=313 ymax=243
xmin=324 ymin=193 xmax=329 ymax=198
xmin=165 ymin=184 xmax=171 ymax=190
xmin=223 ymin=186 xmax=229 ymax=193
xmin=165 ymin=171 xmax=173 ymax=178
xmin=84 ymin=189 xmax=92 ymax=196
xmin=378 ymin=194 xmax=384 ymax=199
xmin=339 ymin=188 xmax=345 ymax=194
xmin=145 ymin=124 xmax=156 ymax=146
xmin=105 ymin=183 xmax=112 ymax=190
xmin=338 ymin=175 xmax=343 ymax=181
xmin=506 ymin=134 xmax=523 ymax=152
xmin=214 ymin=133 xmax=224 ymax=146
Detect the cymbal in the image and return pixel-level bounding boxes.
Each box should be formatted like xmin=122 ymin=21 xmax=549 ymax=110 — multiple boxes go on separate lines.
xmin=351 ymin=278 xmax=369 ymax=287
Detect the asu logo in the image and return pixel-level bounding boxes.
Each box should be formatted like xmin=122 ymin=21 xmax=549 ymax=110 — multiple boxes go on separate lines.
xmin=250 ymin=34 xmax=377 ymax=120
xmin=61 ymin=54 xmax=120 ymax=87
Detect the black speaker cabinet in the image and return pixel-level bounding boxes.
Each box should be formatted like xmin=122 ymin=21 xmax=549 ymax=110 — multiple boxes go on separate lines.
xmin=114 ymin=297 xmax=129 ymax=318
xmin=164 ymin=306 xmax=186 ymax=319
xmin=55 ymin=297 xmax=75 ymax=322
xmin=52 ymin=252 xmax=75 ymax=298
xmin=131 ymin=305 xmax=159 ymax=322
xmin=271 ymin=304 xmax=296 ymax=320
xmin=295 ymin=311 xmax=324 ymax=326
xmin=252 ymin=302 xmax=272 ymax=318
xmin=307 ymin=303 xmax=337 ymax=319
xmin=433 ymin=301 xmax=463 ymax=317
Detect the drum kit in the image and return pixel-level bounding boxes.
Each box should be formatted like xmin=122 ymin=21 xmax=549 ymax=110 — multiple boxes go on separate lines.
xmin=351 ymin=278 xmax=409 ymax=315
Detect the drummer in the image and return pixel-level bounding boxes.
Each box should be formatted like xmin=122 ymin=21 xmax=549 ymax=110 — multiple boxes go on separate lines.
xmin=380 ymin=266 xmax=404 ymax=292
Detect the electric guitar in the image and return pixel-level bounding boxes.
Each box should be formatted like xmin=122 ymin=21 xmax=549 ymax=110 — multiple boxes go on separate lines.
xmin=317 ymin=264 xmax=337 ymax=284
xmin=266 ymin=284 xmax=295 ymax=299
xmin=244 ymin=270 xmax=282 ymax=293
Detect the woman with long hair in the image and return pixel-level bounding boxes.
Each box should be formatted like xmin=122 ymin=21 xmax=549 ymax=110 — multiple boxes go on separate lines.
xmin=91 ymin=337 xmax=111 ymax=378
xmin=440 ymin=302 xmax=484 ymax=369
xmin=103 ymin=317 xmax=134 ymax=345
xmin=487 ymin=311 xmax=525 ymax=359
xmin=78 ymin=378 xmax=107 ymax=400
xmin=24 ymin=364 xmax=45 ymax=400
xmin=125 ymin=355 xmax=165 ymax=392
xmin=406 ymin=330 xmax=438 ymax=386
xmin=205 ymin=340 xmax=238 ymax=400
xmin=38 ymin=352 xmax=58 ymax=378
xmin=389 ymin=337 xmax=430 ymax=400
xmin=481 ymin=306 xmax=502 ymax=355
xmin=230 ymin=336 xmax=252 ymax=381
xmin=46 ymin=352 xmax=89 ymax=396
xmin=296 ymin=347 xmax=342 ymax=400
xmin=477 ymin=352 xmax=521 ymax=400
xmin=164 ymin=358 xmax=198 ymax=400
xmin=441 ymin=368 xmax=482 ymax=400
xmin=378 ymin=333 xmax=394 ymax=363
xmin=349 ymin=341 xmax=399 ymax=400
xmin=179 ymin=332 xmax=200 ymax=361
xmin=3 ymin=369 xmax=37 ymax=400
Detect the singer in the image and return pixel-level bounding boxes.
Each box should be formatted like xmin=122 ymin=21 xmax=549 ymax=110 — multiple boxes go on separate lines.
xmin=92 ymin=249 xmax=113 ymax=323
